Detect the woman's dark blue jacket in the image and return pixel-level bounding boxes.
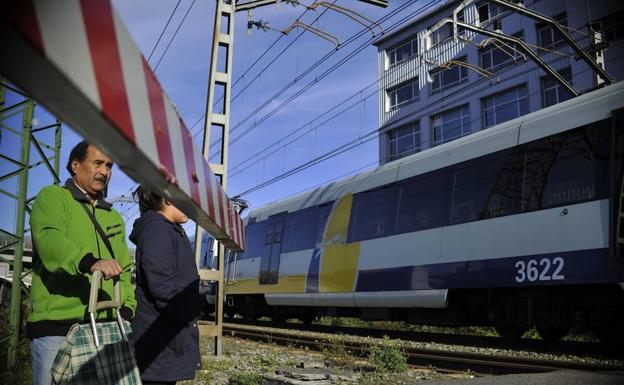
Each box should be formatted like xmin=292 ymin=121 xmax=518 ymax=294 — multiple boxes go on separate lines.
xmin=129 ymin=210 xmax=200 ymax=382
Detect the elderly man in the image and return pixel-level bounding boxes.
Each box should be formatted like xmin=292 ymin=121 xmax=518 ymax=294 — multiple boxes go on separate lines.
xmin=27 ymin=140 xmax=136 ymax=385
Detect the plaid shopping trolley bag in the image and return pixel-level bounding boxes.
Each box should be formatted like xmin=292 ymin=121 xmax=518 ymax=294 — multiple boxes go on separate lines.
xmin=51 ymin=271 xmax=142 ymax=385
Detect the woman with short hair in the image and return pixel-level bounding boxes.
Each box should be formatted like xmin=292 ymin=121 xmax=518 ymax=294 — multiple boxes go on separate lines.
xmin=129 ymin=186 xmax=201 ymax=385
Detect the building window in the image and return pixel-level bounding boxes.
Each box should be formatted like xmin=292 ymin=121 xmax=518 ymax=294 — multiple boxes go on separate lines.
xmin=387 ymin=78 xmax=418 ymax=111
xmin=482 ymin=84 xmax=529 ymax=128
xmin=479 ymin=31 xmax=523 ymax=72
xmin=387 ymin=38 xmax=418 ymax=68
xmin=432 ymin=105 xmax=471 ymax=146
xmin=430 ymin=57 xmax=468 ymax=94
xmin=430 ymin=23 xmax=452 ymax=46
xmin=388 ymin=123 xmax=420 ymax=161
xmin=541 ymin=67 xmax=573 ymax=107
xmin=477 ymin=1 xmax=503 ymax=24
xmin=537 ymin=13 xmax=567 ymax=50
xmin=596 ymin=10 xmax=624 ymax=42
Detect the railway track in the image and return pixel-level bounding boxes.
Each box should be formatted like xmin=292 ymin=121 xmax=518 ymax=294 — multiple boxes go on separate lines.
xmin=222 ymin=322 xmax=624 ymax=375
xmin=225 ymin=319 xmax=621 ymax=358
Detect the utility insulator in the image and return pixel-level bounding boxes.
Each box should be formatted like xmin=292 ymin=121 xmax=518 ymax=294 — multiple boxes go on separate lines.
xmin=248 ymin=20 xmax=271 ymax=33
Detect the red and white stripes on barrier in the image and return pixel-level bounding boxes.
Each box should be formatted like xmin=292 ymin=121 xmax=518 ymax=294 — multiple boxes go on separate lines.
xmin=0 ymin=0 xmax=244 ymax=251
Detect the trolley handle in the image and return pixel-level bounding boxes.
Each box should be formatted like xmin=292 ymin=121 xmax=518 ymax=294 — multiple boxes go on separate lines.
xmin=88 ymin=270 xmax=128 ymax=347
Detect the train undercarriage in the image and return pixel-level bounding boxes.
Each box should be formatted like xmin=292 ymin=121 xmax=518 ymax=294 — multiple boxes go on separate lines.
xmin=221 ymin=283 xmax=624 ymax=341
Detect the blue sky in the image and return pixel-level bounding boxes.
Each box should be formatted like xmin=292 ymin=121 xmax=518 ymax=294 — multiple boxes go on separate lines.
xmin=1 ymin=0 xmax=431 ymax=240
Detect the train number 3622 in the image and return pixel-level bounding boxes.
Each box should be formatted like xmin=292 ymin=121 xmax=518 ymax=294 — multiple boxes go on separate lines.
xmin=514 ymin=257 xmax=565 ymax=283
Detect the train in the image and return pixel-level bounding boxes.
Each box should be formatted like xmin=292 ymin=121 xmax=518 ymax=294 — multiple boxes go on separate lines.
xmin=219 ymin=81 xmax=624 ymax=341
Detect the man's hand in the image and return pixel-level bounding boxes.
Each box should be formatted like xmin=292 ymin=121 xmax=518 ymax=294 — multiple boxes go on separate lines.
xmin=91 ymin=259 xmax=122 ymax=279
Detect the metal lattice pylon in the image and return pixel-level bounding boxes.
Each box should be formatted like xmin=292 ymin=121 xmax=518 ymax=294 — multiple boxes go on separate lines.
xmin=195 ymin=0 xmax=236 ymax=357
xmin=0 ymin=80 xmax=62 ymax=368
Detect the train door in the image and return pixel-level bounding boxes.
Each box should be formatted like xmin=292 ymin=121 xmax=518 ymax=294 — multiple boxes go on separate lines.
xmin=259 ymin=213 xmax=286 ymax=284
xmin=225 ymin=250 xmax=238 ymax=285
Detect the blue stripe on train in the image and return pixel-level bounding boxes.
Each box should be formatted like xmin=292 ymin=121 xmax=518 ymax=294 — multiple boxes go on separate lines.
xmin=355 ymin=248 xmax=624 ymax=292
xmin=306 ymin=248 xmax=322 ymax=293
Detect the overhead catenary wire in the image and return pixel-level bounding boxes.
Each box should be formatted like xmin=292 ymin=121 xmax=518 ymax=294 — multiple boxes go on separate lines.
xmin=225 ymin=0 xmax=540 ymax=173
xmin=117 ymin=0 xmax=588 ymax=213
xmin=219 ymin=1 xmax=588 ymax=167
xmin=224 ymin=9 xmax=580 ymax=176
xmin=189 ymin=0 xmax=337 ymax=139
xmin=147 ymin=0 xmax=184 ymax=64
xmin=232 ymin=53 xmax=621 ymax=198
xmin=153 ymin=0 xmax=197 ymax=72
xmin=222 ymin=0 xmax=426 ymax=144
xmin=192 ymin=0 xmax=423 ymax=154
xmin=128 ymin=0 xmax=340 ymax=195
xmin=119 ymin=0 xmax=197 ymax=198
xmin=116 ymin=0 xmax=438 ymax=222
xmin=225 ymin=0 xmax=608 ymax=158
xmin=224 ymin=0 xmax=574 ymax=160
xmin=225 ymin=0 xmax=588 ymax=153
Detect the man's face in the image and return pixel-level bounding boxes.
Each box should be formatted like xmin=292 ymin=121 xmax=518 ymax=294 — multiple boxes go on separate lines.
xmin=72 ymin=145 xmax=113 ymax=196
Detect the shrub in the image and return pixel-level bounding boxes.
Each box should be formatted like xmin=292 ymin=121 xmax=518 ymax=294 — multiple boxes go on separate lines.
xmin=368 ymin=336 xmax=408 ymax=373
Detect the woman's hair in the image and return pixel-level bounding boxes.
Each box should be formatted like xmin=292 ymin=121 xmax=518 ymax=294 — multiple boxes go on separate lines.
xmin=134 ymin=186 xmax=165 ymax=214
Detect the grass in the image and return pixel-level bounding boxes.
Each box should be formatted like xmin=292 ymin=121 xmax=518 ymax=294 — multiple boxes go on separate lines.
xmin=367 ymin=336 xmax=408 ymax=373
xmin=227 ymin=372 xmax=263 ymax=385
xmin=315 ymin=317 xmax=602 ymax=341
xmin=315 ymin=316 xmax=500 ymax=337
xmin=321 ymin=335 xmax=356 ymax=368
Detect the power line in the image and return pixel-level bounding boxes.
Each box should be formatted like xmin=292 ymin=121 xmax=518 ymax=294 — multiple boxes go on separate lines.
xmin=227 ymin=2 xmax=339 ymax=105
xmin=120 ymin=0 xmax=587 ymax=215
xmin=189 ymin=0 xmax=336 ymax=139
xmin=123 ymin=0 xmax=330 ymax=195
xmin=121 ymin=0 xmax=196 ymax=197
xmin=201 ymin=0 xmax=435 ymax=160
xmin=232 ymin=52 xmax=620 ymax=198
xmin=147 ymin=0 xmax=183 ymax=64
xmin=153 ymin=0 xmax=197 ymax=72
xmin=220 ymin=0 xmax=584 ymax=169
xmin=228 ymin=0 xmax=493 ymax=174
xmin=223 ymin=0 xmax=426 ymax=145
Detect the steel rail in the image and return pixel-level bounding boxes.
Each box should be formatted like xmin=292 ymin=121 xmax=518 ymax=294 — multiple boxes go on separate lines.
xmin=223 ymin=323 xmax=624 ymax=375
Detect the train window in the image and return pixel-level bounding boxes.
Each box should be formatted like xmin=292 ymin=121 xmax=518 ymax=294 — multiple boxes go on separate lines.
xmin=349 ymin=185 xmax=399 ymax=242
xmin=450 ymin=151 xmax=509 ymax=224
xmin=396 ymin=171 xmax=452 ymax=233
xmin=240 ymin=221 xmax=266 ymax=260
xmin=539 ymin=123 xmax=610 ymax=209
xmin=282 ymin=207 xmax=319 ymax=252
xmin=317 ymin=203 xmax=332 ymax=244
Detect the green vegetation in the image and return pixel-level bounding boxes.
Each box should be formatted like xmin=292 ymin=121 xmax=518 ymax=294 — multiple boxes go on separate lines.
xmin=228 ymin=372 xmax=263 ymax=385
xmin=315 ymin=316 xmax=502 ymax=336
xmin=321 ymin=336 xmax=355 ymax=368
xmin=0 ymin=339 xmax=31 ymax=385
xmin=368 ymin=336 xmax=408 ymax=373
xmin=201 ymin=356 xmax=234 ymax=372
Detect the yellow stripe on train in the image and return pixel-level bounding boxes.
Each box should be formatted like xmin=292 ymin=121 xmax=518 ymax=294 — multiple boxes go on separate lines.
xmin=227 ymin=275 xmax=307 ymax=294
xmin=320 ymin=193 xmax=360 ymax=292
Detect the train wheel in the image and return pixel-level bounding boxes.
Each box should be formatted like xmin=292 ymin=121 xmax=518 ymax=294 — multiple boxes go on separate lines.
xmin=298 ymin=313 xmax=316 ymax=325
xmin=593 ymin=327 xmax=624 ymax=344
xmin=272 ymin=309 xmax=288 ymax=324
xmin=536 ymin=325 xmax=568 ymax=341
xmin=241 ymin=306 xmax=256 ymax=322
xmin=495 ymin=325 xmax=527 ymax=339
xmin=224 ymin=308 xmax=235 ymax=318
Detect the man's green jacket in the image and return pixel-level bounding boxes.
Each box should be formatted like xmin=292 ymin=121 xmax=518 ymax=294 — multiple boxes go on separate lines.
xmin=27 ymin=179 xmax=137 ymax=338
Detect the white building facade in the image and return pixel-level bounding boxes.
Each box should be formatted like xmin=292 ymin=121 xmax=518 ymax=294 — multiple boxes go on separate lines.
xmin=374 ymin=0 xmax=624 ymax=164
